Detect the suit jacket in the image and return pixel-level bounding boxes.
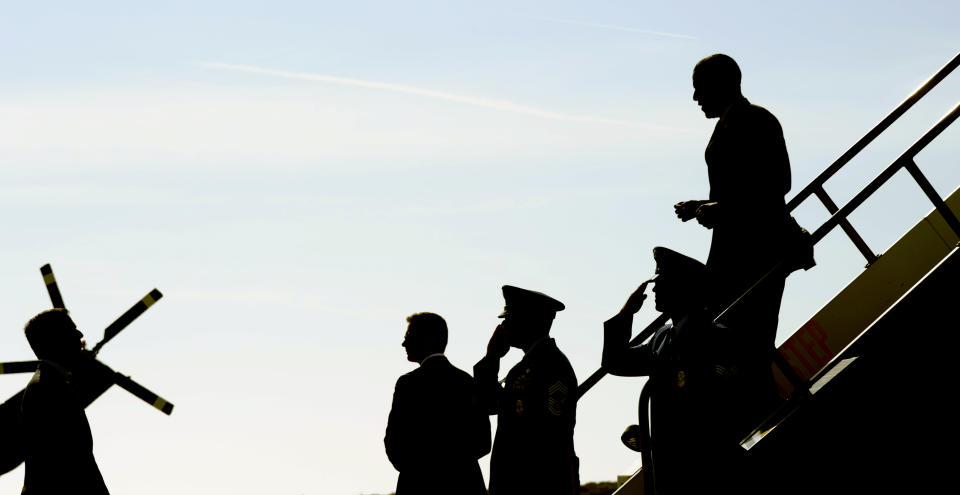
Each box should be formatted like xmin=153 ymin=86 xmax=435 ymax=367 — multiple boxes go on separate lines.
xmin=705 ymin=97 xmax=791 ymax=272
xmin=20 ymin=362 xmax=109 ymax=495
xmin=475 ymin=338 xmax=579 ymax=495
xmin=385 ymin=355 xmax=490 ymax=495
xmin=705 ymin=96 xmax=792 ymax=350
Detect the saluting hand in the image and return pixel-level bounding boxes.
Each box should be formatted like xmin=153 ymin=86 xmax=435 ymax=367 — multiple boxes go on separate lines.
xmin=486 ymin=323 xmax=510 ymax=359
xmin=619 ymin=281 xmax=649 ymax=316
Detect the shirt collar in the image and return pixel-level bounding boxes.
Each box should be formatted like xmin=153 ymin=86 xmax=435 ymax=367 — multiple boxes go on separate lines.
xmin=419 ymin=353 xmax=445 ymax=366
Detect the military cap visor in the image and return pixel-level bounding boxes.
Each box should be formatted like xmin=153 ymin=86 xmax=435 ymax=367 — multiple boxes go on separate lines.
xmin=498 ymin=285 xmax=565 ymax=318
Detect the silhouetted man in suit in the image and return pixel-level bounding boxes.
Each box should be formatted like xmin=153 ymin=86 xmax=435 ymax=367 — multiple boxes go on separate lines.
xmin=604 ymin=248 xmax=755 ymax=495
xmin=475 ymin=286 xmax=579 ymax=495
xmin=20 ymin=308 xmax=110 ymax=495
xmin=385 ymin=312 xmax=490 ymax=495
xmin=674 ymin=53 xmax=790 ymax=416
xmin=675 ymin=53 xmax=791 ymax=335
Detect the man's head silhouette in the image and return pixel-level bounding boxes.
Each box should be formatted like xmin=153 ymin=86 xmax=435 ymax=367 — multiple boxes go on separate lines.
xmin=692 ymin=53 xmax=742 ymax=118
xmin=498 ymin=286 xmax=563 ymax=351
xmin=24 ymin=308 xmax=84 ymax=365
xmin=402 ymin=312 xmax=447 ymax=363
xmin=651 ymin=247 xmax=710 ymax=317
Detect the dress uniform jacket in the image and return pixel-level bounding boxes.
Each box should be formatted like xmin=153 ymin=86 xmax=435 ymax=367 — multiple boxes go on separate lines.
xmin=385 ymin=355 xmax=490 ymax=495
xmin=20 ymin=363 xmax=110 ymax=495
xmin=475 ymin=338 xmax=579 ymax=495
xmin=705 ymin=96 xmax=791 ymax=351
xmin=603 ymin=312 xmax=755 ymax=495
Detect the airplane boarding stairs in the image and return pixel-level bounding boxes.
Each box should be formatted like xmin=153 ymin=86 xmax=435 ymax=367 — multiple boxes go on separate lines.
xmin=742 ymin=227 xmax=960 ymax=494
xmin=590 ymin=52 xmax=960 ymax=494
xmin=609 ymin=191 xmax=960 ymax=495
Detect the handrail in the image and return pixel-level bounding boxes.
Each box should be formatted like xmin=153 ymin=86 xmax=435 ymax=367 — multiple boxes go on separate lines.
xmin=808 ymin=102 xmax=960 ymax=246
xmin=787 ymin=51 xmax=959 ymax=264
xmin=786 ymin=52 xmax=960 ymax=212
xmin=636 ymin=383 xmax=655 ymax=490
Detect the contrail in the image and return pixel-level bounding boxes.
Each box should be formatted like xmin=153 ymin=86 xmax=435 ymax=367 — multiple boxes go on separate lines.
xmin=532 ymin=16 xmax=697 ymax=40
xmin=201 ymin=62 xmax=669 ymax=129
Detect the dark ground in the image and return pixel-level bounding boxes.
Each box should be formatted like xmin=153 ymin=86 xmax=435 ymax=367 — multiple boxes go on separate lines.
xmin=364 ymin=480 xmax=619 ymax=495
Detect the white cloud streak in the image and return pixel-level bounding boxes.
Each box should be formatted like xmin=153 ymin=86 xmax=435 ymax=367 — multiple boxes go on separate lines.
xmin=200 ymin=62 xmax=670 ymax=130
xmin=532 ymin=16 xmax=697 ymax=39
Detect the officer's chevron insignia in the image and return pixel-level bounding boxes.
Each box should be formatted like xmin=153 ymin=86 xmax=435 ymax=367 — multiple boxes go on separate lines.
xmin=547 ymin=381 xmax=569 ymax=416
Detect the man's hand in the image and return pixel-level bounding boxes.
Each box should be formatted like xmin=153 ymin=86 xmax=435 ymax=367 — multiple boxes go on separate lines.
xmin=619 ymin=281 xmax=650 ymax=316
xmin=674 ymin=200 xmax=706 ymax=222
xmin=695 ymin=201 xmax=721 ymax=229
xmin=486 ymin=323 xmax=510 ymax=359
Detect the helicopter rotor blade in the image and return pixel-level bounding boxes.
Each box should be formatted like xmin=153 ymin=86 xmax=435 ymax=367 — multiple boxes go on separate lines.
xmin=40 ymin=264 xmax=66 ymax=309
xmin=91 ymin=289 xmax=163 ymax=355
xmin=0 ymin=361 xmax=41 ymax=374
xmin=113 ymin=373 xmax=174 ymax=415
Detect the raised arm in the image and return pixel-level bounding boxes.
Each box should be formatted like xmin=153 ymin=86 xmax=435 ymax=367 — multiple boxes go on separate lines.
xmin=473 ymin=323 xmax=508 ymax=415
xmin=603 ymin=283 xmax=657 ymax=376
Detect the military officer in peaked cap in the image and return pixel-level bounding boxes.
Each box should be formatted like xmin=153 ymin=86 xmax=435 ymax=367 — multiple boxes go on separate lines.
xmin=603 ymin=247 xmax=758 ymax=495
xmin=474 ymin=285 xmax=580 ymax=495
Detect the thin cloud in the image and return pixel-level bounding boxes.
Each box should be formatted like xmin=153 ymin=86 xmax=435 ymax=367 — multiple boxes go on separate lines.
xmin=533 ymin=16 xmax=697 ymax=40
xmin=200 ymin=62 xmax=672 ymax=130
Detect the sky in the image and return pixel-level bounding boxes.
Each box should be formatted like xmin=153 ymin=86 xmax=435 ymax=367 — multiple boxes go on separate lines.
xmin=1 ymin=1 xmax=958 ymax=494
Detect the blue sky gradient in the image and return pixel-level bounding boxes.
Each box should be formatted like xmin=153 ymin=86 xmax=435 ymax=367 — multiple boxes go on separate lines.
xmin=1 ymin=2 xmax=959 ymax=493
